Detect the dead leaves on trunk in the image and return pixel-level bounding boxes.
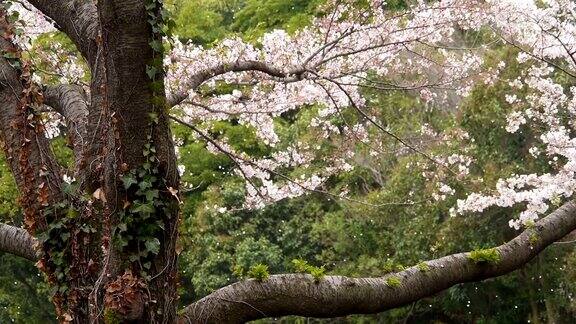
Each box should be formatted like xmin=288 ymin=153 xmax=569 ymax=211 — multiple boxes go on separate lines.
xmin=104 ymin=269 xmax=148 ymax=321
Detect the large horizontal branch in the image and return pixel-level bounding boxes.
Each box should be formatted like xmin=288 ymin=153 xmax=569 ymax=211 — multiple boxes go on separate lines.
xmin=27 ymin=0 xmax=99 ymax=64
xmin=0 ymin=223 xmax=37 ymax=261
xmin=180 ymin=200 xmax=576 ymax=323
xmin=167 ymin=61 xmax=304 ymax=107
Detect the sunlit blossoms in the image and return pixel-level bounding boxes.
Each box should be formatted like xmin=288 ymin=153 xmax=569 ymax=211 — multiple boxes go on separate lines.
xmin=165 ymin=0 xmax=489 ymax=208
xmin=456 ymin=0 xmax=576 ymax=228
xmin=7 ymin=1 xmax=54 ymax=47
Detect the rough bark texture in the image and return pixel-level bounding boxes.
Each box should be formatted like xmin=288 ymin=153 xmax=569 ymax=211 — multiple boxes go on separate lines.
xmin=96 ymin=0 xmax=159 ymax=171
xmin=167 ymin=60 xmax=303 ymax=107
xmin=43 ymin=84 xmax=89 ymax=176
xmin=0 ymin=6 xmax=64 ymax=231
xmin=4 ymin=199 xmax=576 ymax=323
xmin=179 ymin=201 xmax=576 ymax=323
xmin=92 ymin=0 xmax=180 ymax=322
xmin=27 ymin=0 xmax=99 ymax=65
xmin=1 ymin=1 xmax=180 ymax=323
xmin=0 ymin=223 xmax=37 ymax=261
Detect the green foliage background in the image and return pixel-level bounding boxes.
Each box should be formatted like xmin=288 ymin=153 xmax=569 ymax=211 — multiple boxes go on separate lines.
xmin=2 ymin=1 xmax=576 ymax=323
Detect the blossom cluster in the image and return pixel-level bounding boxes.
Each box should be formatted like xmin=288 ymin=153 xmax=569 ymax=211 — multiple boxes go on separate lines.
xmin=166 ymin=0 xmax=487 ymax=207
xmin=455 ymin=0 xmax=576 ymax=228
xmin=18 ymin=0 xmax=576 ymax=225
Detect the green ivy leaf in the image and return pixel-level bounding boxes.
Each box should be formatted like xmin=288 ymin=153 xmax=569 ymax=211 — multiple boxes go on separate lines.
xmin=145 ymin=2 xmax=156 ymax=10
xmin=145 ymin=238 xmax=161 ymax=255
xmin=149 ymin=39 xmax=163 ymax=52
xmin=138 ymin=180 xmax=153 ymax=191
xmin=122 ymin=175 xmax=138 ymax=189
xmin=145 ymin=189 xmax=159 ymax=202
xmin=117 ymin=223 xmax=127 ymax=232
xmin=146 ymin=65 xmax=158 ymax=79
xmin=131 ymin=202 xmax=155 ymax=218
xmin=60 ymin=232 xmax=70 ymax=242
xmin=66 ymin=208 xmax=79 ymax=219
xmin=148 ymin=112 xmax=159 ymax=124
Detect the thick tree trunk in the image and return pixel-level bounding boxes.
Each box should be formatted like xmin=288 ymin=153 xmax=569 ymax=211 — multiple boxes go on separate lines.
xmin=87 ymin=0 xmax=179 ymax=322
xmin=0 ymin=1 xmax=180 ymax=322
xmin=81 ymin=1 xmax=180 ymax=322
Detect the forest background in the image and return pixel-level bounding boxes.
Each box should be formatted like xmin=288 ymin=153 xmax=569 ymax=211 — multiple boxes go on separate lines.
xmin=1 ymin=0 xmax=573 ymax=323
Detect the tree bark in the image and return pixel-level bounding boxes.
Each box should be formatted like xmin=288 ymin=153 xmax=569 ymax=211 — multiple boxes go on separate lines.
xmin=0 ymin=223 xmax=37 ymax=261
xmin=89 ymin=1 xmax=180 ymax=322
xmin=43 ymin=84 xmax=89 ymax=177
xmin=0 ymin=7 xmax=63 ymax=231
xmin=167 ymin=60 xmax=302 ymax=107
xmin=2 ymin=1 xmax=181 ymax=322
xmin=179 ymin=201 xmax=576 ymax=323
xmin=26 ymin=0 xmax=99 ymax=65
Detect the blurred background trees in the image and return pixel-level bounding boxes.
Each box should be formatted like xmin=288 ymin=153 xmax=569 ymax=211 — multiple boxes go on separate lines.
xmin=2 ymin=0 xmax=575 ymax=323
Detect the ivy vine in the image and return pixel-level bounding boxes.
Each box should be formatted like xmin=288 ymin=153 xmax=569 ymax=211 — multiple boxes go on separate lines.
xmin=110 ymin=0 xmax=178 ymax=279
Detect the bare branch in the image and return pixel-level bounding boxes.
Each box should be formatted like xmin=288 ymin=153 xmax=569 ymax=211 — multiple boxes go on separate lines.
xmin=167 ymin=61 xmax=304 ymax=107
xmin=0 ymin=223 xmax=38 ymax=261
xmin=310 ymin=76 xmax=457 ymax=176
xmin=169 ymin=115 xmax=417 ymax=208
xmin=180 ymin=201 xmax=576 ymax=323
xmin=43 ymin=84 xmax=89 ymax=178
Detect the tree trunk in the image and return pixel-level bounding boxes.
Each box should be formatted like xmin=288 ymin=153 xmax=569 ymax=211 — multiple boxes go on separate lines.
xmin=85 ymin=0 xmax=181 ymax=321
xmin=0 ymin=1 xmax=180 ymax=322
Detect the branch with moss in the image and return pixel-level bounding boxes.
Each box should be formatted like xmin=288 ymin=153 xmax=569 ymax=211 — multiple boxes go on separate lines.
xmin=178 ymin=200 xmax=576 ymax=323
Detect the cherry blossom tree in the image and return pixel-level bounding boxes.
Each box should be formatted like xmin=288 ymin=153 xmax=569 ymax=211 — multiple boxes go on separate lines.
xmin=1 ymin=0 xmax=576 ymax=323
